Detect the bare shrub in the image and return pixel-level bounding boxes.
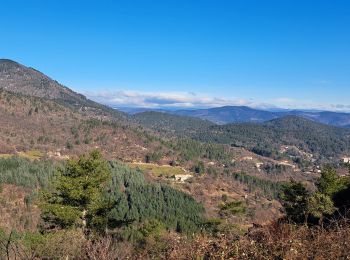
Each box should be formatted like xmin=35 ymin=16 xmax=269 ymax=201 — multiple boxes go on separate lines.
xmin=81 ymin=236 xmax=132 ymax=260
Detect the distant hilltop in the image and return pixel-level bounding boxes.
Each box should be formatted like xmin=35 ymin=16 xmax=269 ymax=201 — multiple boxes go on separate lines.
xmin=119 ymin=105 xmax=350 ymax=128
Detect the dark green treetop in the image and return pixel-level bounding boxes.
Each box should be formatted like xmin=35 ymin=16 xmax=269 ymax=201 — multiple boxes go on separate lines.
xmin=39 ymin=150 xmax=111 ymax=233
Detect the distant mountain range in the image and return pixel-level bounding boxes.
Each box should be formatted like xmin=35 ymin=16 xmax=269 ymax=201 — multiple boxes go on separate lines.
xmin=120 ymin=105 xmax=350 ymax=128
xmin=173 ymin=106 xmax=278 ymax=124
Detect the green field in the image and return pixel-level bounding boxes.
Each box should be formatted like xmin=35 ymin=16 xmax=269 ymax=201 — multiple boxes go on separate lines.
xmin=0 ymin=150 xmax=43 ymax=160
xmin=129 ymin=163 xmax=188 ymax=177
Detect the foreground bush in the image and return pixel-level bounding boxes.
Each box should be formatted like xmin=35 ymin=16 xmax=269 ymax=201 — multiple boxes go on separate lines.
xmin=2 ymin=219 xmax=349 ymax=259
xmin=135 ymin=219 xmax=350 ymax=259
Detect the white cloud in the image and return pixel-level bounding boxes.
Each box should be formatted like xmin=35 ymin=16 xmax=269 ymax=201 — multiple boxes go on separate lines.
xmin=83 ymin=89 xmax=350 ymax=112
xmin=274 ymin=98 xmax=296 ymax=104
xmin=85 ymin=90 xmax=255 ymax=108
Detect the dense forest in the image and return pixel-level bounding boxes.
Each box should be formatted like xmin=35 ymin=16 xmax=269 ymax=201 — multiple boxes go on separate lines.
xmin=0 ymin=156 xmax=57 ymax=188
xmin=0 ymin=152 xmax=204 ymax=257
xmin=103 ymin=160 xmax=205 ymax=236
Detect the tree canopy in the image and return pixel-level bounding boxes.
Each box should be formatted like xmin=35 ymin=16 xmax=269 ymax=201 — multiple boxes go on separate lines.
xmin=39 ymin=150 xmax=111 ymax=233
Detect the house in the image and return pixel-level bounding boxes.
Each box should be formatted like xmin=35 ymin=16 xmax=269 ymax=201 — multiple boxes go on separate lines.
xmin=343 ymin=158 xmax=350 ymax=163
xmin=174 ymin=174 xmax=193 ymax=182
xmin=255 ymin=162 xmax=263 ymax=171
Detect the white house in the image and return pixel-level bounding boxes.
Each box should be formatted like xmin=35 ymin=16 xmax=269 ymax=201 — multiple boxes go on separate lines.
xmin=343 ymin=158 xmax=350 ymax=163
xmin=174 ymin=174 xmax=193 ymax=182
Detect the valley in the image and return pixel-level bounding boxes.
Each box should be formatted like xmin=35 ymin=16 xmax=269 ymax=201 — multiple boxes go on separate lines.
xmin=3 ymin=0 xmax=350 ymax=257
xmin=0 ymin=59 xmax=349 ymax=259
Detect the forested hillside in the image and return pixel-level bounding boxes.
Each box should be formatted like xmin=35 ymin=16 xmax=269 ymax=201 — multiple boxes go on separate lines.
xmin=106 ymin=161 xmax=204 ymax=235
xmin=134 ymin=109 xmax=350 ymax=161
xmin=193 ymin=116 xmax=350 ymax=161
xmin=133 ymin=111 xmax=214 ymax=137
xmin=0 ymin=154 xmax=204 ymax=236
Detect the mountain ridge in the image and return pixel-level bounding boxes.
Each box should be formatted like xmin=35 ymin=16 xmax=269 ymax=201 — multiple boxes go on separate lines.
xmin=0 ymin=59 xmax=167 ymax=161
xmin=0 ymin=59 xmax=128 ymax=121
xmin=0 ymin=59 xmax=86 ymax=101
xmin=169 ymin=106 xmax=350 ymax=127
xmin=120 ymin=105 xmax=350 ymax=128
xmin=172 ymin=106 xmax=278 ymax=124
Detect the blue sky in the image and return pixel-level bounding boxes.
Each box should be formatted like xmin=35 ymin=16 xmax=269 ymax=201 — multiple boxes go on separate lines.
xmin=1 ymin=0 xmax=350 ymax=110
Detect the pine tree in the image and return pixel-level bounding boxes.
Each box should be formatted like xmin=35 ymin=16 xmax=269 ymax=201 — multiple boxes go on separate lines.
xmin=279 ymin=180 xmax=309 ymax=223
xmin=39 ymin=150 xmax=111 ymax=234
xmin=307 ymin=192 xmax=335 ymax=224
xmin=317 ymin=166 xmax=347 ymax=198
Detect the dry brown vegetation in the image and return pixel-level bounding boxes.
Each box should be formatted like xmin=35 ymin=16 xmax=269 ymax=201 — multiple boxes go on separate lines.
xmin=0 ymin=184 xmax=40 ymax=233
xmin=220 ymin=223 xmax=348 ymax=259
xmin=1 ymin=220 xmax=349 ymax=259
xmin=130 ymin=220 xmax=350 ymax=259
xmin=0 ymin=89 xmax=166 ymax=161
